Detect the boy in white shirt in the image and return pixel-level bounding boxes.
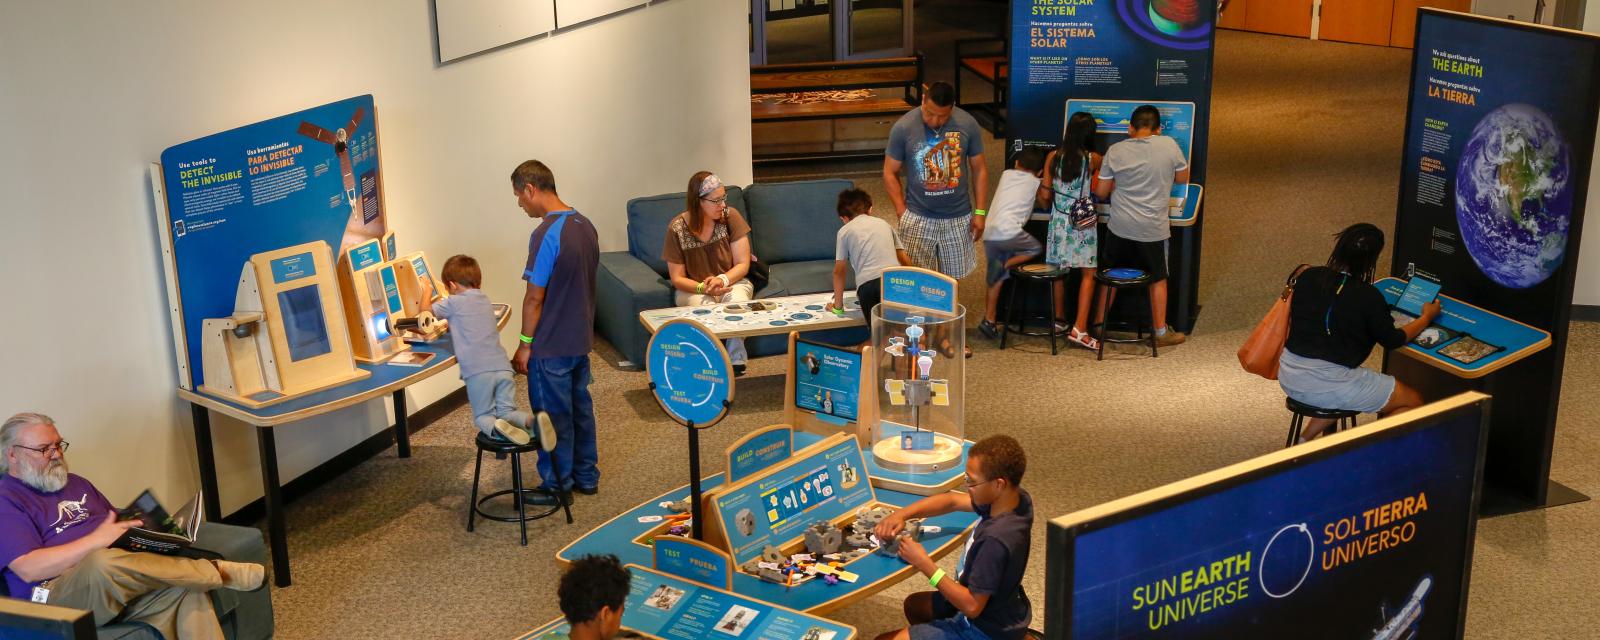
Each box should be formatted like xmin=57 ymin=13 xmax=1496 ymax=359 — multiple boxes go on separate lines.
xmin=828 ymin=189 xmax=911 ymax=322
xmin=978 ymin=148 xmax=1049 ymax=339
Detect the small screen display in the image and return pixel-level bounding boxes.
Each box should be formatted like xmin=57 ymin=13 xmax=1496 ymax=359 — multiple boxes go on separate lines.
xmin=1396 ymin=277 xmax=1441 ymax=317
xmin=795 ymin=340 xmax=861 ymax=422
xmin=278 ymin=285 xmax=332 ymax=362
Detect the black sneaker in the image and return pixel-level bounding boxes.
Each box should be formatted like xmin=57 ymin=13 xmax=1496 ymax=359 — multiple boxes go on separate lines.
xmin=574 ymin=486 xmax=599 ymax=496
xmin=734 ymin=363 xmax=747 ymax=377
xmin=978 ymin=320 xmax=999 ymax=340
xmin=522 ymin=487 xmax=572 ymax=506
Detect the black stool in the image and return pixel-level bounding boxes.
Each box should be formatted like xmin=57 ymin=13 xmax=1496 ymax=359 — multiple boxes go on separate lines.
xmin=468 ymin=432 xmax=573 ymax=545
xmin=1000 ymin=263 xmax=1070 ymax=355
xmin=1284 ymin=397 xmax=1360 ymax=448
xmin=1090 ymin=267 xmax=1158 ymax=361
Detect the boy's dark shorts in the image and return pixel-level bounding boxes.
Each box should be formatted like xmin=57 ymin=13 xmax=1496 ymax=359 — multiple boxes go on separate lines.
xmin=1100 ymin=232 xmax=1168 ymax=281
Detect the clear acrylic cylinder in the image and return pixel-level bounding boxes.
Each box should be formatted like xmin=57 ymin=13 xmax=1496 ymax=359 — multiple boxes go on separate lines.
xmin=870 ymin=303 xmax=966 ymax=475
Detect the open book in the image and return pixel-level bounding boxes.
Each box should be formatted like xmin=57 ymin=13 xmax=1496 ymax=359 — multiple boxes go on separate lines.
xmin=113 ymin=489 xmax=202 ymax=555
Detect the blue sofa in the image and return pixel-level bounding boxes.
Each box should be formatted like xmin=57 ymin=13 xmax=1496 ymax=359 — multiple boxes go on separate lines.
xmin=596 ymin=178 xmax=870 ymax=367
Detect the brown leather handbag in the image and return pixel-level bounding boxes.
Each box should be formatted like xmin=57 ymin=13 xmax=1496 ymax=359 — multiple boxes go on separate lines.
xmin=1239 ymin=264 xmax=1311 ymax=380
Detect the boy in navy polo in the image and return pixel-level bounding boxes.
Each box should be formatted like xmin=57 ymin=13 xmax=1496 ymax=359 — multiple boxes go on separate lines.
xmin=873 ymin=435 xmax=1034 ymax=640
xmin=509 ymin=160 xmax=601 ymax=507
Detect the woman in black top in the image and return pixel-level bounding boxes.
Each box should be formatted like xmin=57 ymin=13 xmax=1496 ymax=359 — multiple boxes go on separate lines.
xmin=1280 ymin=224 xmax=1440 ymax=441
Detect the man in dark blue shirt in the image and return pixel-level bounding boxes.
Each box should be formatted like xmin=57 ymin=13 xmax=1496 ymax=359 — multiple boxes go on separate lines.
xmin=509 ymin=160 xmax=600 ymax=506
xmin=874 ymin=436 xmax=1033 ymax=640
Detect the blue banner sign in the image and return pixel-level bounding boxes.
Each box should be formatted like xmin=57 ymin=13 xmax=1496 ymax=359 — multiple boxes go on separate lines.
xmin=728 ymin=426 xmax=794 ymax=484
xmin=269 ymin=252 xmax=316 ymax=284
xmin=653 ymin=537 xmax=733 ymax=590
xmin=348 ymin=240 xmax=382 ymax=271
xmin=881 ymin=267 xmax=957 ymax=316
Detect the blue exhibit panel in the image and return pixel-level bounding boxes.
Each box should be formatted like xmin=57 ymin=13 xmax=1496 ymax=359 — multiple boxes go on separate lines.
xmin=729 ymin=428 xmax=795 ymax=484
xmin=347 ymin=241 xmax=382 ymax=270
xmin=517 ymin=566 xmax=855 ymax=640
xmin=379 ymin=265 xmax=403 ymax=314
xmin=655 ymin=538 xmax=732 ymax=588
xmin=882 ymin=269 xmax=957 ymax=315
xmin=269 ymin=252 xmax=316 ymax=284
xmin=714 ymin=439 xmax=875 ymax=565
xmin=162 ymin=95 xmax=382 ymax=388
xmin=795 ymin=341 xmax=861 ymax=423
xmin=559 ymin=434 xmax=980 ymax=613
xmin=1376 ymin=278 xmax=1549 ymax=373
xmin=1065 ymin=407 xmax=1485 ymax=639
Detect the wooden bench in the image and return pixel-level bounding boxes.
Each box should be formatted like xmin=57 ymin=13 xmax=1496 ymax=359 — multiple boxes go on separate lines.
xmin=954 ymin=37 xmax=1008 ymax=137
xmin=750 ymin=54 xmax=923 ymax=162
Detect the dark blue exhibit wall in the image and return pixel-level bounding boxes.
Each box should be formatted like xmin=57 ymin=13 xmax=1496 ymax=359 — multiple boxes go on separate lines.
xmin=1389 ymin=10 xmax=1600 ymax=508
xmin=1007 ymin=0 xmax=1215 ymax=185
xmin=1049 ymin=402 xmax=1489 ymax=639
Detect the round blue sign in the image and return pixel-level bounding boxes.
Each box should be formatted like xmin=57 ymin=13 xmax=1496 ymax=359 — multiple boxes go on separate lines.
xmin=646 ymin=319 xmax=734 ymax=428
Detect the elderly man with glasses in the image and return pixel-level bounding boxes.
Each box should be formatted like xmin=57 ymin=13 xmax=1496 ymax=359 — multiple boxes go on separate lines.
xmin=0 ymin=412 xmax=264 ymax=639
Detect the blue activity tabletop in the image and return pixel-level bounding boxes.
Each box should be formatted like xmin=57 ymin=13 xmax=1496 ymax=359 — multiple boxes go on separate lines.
xmin=1030 ymin=183 xmax=1202 ymax=227
xmin=558 ymin=432 xmax=981 ymax=615
xmin=179 ymin=339 xmax=463 ymax=425
xmin=517 ymin=564 xmax=858 ymax=640
xmin=1376 ymin=277 xmax=1551 ymax=378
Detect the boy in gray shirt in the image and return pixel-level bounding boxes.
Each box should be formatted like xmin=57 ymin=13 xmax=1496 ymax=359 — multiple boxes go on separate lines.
xmin=830 ymin=189 xmax=910 ymax=322
xmin=1093 ymin=105 xmax=1191 ymax=346
xmin=423 ymin=255 xmax=555 ymax=447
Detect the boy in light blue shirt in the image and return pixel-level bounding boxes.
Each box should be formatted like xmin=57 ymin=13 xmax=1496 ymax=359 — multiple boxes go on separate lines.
xmin=423 ymin=255 xmax=555 ymax=448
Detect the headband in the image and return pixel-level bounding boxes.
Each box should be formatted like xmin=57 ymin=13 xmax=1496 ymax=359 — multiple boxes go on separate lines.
xmin=697 ymin=173 xmax=724 ymax=198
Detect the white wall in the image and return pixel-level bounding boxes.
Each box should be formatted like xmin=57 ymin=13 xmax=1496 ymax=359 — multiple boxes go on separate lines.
xmin=0 ymin=0 xmax=752 ymax=514
xmin=1579 ymin=7 xmax=1600 ymax=306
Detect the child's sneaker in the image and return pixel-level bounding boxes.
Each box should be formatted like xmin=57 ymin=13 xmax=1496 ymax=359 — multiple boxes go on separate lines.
xmin=492 ymin=419 xmax=531 ymax=445
xmin=532 ymin=411 xmax=557 ymax=452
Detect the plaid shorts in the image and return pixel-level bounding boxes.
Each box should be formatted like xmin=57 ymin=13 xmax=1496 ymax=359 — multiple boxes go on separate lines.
xmin=899 ymin=210 xmax=977 ymax=279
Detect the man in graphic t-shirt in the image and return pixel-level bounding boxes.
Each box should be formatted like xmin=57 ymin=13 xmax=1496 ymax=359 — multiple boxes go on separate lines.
xmin=0 ymin=413 xmax=263 ymax=639
xmin=884 ymin=81 xmax=990 ymax=282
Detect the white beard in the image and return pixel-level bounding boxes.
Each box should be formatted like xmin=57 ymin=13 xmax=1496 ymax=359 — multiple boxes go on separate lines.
xmin=19 ymin=458 xmax=68 ymax=493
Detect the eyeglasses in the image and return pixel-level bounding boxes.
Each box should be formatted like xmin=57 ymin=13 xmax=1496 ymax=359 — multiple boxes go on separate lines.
xmin=703 ymin=196 xmax=728 ymax=206
xmin=963 ymin=476 xmax=996 ymax=489
xmin=12 ymin=441 xmax=69 ymax=457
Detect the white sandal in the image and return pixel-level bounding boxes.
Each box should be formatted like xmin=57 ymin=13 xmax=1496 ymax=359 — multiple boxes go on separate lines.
xmin=1068 ymin=327 xmax=1099 ymax=350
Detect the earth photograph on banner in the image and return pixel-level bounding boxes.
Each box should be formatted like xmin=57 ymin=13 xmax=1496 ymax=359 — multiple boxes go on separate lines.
xmin=1454 ymin=103 xmax=1572 ymax=289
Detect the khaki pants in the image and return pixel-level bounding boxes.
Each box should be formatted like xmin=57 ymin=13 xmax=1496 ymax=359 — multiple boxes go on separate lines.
xmin=42 ymin=548 xmax=225 ymax=640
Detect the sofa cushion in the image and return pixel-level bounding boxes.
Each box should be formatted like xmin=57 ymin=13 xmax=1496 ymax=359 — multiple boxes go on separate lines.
xmin=627 ymin=186 xmax=747 ymax=276
xmin=744 ymin=179 xmax=853 ymax=265
xmin=768 ymin=259 xmax=850 ymax=296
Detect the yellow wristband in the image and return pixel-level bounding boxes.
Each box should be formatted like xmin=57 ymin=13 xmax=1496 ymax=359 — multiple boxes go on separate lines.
xmin=973 ymin=209 xmax=987 ymax=217
xmin=929 ymin=568 xmax=946 ymax=587
xmin=696 ymin=282 xmax=705 ymax=294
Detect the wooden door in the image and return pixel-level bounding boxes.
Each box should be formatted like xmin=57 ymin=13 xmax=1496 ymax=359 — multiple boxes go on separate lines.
xmin=1245 ymin=0 xmax=1314 ymax=38
xmin=1389 ymin=0 xmax=1471 ymax=48
xmin=1319 ymin=0 xmax=1396 ymax=47
xmin=1218 ymin=0 xmax=1251 ymax=31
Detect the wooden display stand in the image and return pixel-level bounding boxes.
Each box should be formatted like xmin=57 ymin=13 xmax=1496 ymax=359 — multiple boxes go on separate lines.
xmin=337 ymin=239 xmax=410 ymax=363
xmin=783 ymin=332 xmax=877 ymax=445
xmin=197 ymin=241 xmax=369 ymax=408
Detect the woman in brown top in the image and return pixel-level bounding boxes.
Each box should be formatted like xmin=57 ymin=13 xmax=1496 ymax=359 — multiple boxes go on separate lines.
xmin=663 ymin=171 xmax=755 ymax=374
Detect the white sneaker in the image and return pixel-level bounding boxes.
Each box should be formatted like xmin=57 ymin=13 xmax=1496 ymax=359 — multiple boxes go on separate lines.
xmin=493 ymin=419 xmax=531 ymax=445
xmin=532 ymin=412 xmax=557 ymax=452
xmin=214 ymin=561 xmax=264 ymax=591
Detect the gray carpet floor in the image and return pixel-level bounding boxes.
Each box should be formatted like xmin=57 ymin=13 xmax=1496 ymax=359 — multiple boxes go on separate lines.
xmin=265 ymin=29 xmax=1600 ymax=638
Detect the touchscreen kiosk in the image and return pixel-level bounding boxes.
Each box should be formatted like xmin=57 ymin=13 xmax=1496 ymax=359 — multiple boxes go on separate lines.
xmin=198 ymin=241 xmax=369 ymax=407
xmin=785 ymin=333 xmax=877 ymax=444
xmin=337 ymin=241 xmax=410 ymax=363
xmin=1396 ymin=277 xmax=1442 ymax=317
xmin=390 ymin=251 xmax=447 ymax=341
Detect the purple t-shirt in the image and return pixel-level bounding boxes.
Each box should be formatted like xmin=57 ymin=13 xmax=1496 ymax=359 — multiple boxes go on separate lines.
xmin=0 ymin=473 xmax=113 ymax=598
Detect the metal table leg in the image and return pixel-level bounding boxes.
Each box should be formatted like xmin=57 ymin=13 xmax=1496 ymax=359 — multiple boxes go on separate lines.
xmin=393 ymin=390 xmax=411 ymax=458
xmin=257 ymin=426 xmax=291 ymax=587
xmin=190 ymin=403 xmax=222 ymax=522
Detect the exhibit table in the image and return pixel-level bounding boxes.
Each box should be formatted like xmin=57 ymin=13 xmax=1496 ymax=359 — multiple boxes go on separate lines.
xmin=1374 ymin=277 xmax=1551 ymax=377
xmin=180 ymin=310 xmax=509 ymax=587
xmin=640 ymin=292 xmax=865 ymax=340
xmin=516 ymin=564 xmax=857 ymax=640
xmin=558 ymin=432 xmax=979 ymax=614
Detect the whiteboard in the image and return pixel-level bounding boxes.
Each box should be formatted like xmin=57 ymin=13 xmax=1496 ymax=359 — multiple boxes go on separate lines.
xmin=436 ymin=0 xmax=557 ymax=63
xmin=556 ymin=0 xmax=647 ymax=28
